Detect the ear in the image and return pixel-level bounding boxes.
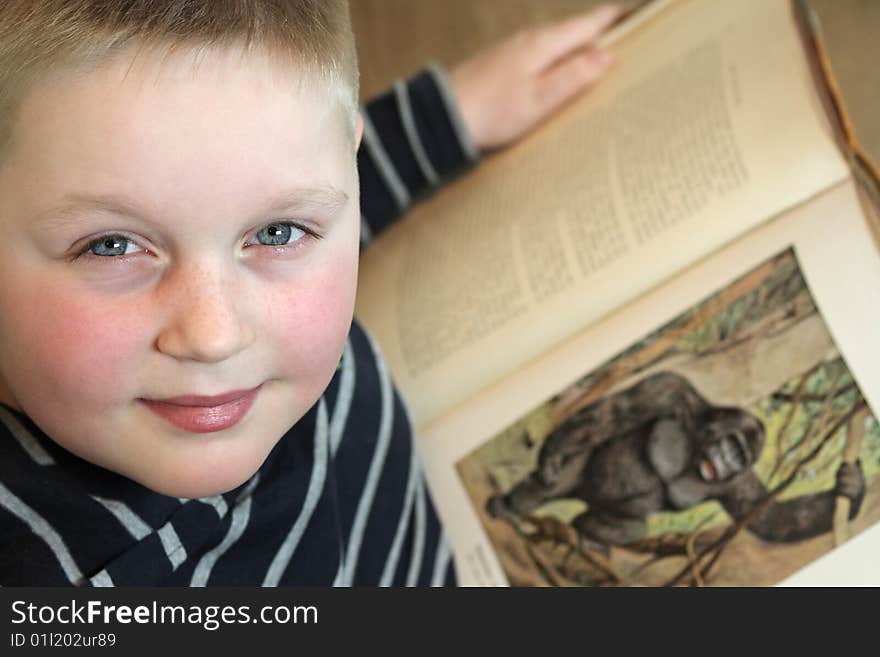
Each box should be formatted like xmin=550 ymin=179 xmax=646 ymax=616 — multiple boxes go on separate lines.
xmin=355 ymin=112 xmax=364 ymax=151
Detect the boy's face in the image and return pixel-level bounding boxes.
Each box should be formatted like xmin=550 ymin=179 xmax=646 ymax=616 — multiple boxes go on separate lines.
xmin=0 ymin=46 xmax=361 ymax=497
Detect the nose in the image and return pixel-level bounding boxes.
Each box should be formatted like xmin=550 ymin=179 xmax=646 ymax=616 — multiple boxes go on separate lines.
xmin=154 ymin=265 xmax=255 ymax=364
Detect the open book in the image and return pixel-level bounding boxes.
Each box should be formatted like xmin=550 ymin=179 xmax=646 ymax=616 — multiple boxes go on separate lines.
xmin=355 ymin=0 xmax=880 ymax=586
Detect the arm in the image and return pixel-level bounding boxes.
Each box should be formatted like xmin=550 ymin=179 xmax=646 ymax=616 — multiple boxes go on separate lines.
xmin=358 ymin=4 xmax=622 ymax=246
xmin=358 ymin=66 xmax=479 ymax=246
xmin=720 ymin=462 xmax=865 ymax=543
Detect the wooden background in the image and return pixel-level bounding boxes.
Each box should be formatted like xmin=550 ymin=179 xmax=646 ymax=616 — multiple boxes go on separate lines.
xmin=350 ymin=0 xmax=880 ymax=167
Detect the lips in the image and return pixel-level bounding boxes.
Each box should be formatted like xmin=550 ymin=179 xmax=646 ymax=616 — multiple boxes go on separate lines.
xmin=140 ymin=385 xmax=262 ymax=433
xmin=699 ymin=458 xmax=717 ymax=482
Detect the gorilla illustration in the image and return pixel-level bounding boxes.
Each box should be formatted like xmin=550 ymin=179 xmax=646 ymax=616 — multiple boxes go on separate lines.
xmin=487 ymin=372 xmax=865 ymax=546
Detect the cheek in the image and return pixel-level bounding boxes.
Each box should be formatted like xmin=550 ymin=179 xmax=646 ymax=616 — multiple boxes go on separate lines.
xmin=0 ymin=276 xmax=152 ymax=407
xmin=263 ymin=248 xmax=358 ymax=386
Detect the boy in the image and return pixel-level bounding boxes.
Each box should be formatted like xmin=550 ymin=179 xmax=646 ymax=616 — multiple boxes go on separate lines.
xmin=0 ymin=0 xmax=619 ymax=585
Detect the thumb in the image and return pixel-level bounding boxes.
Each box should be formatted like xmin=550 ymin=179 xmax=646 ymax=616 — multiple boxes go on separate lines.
xmin=537 ymin=48 xmax=613 ymax=115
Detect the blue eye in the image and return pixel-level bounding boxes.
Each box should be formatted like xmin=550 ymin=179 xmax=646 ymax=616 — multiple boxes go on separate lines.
xmin=87 ymin=235 xmax=141 ymax=257
xmin=255 ymin=222 xmax=305 ymax=246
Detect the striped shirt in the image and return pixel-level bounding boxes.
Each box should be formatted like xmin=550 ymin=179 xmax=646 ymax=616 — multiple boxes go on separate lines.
xmin=359 ymin=64 xmax=479 ymax=248
xmin=0 ymin=66 xmax=478 ymax=586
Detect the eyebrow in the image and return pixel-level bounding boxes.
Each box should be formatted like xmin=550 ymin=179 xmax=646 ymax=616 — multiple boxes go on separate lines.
xmin=33 ymin=185 xmax=350 ymax=228
xmin=264 ymin=186 xmax=351 ymax=215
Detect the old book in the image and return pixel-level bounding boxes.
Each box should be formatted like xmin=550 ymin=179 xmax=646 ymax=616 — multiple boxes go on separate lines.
xmin=356 ymin=0 xmax=880 ymax=586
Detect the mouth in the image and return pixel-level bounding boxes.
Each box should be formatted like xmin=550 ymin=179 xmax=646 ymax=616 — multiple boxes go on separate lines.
xmin=139 ymin=384 xmax=263 ymax=434
xmin=698 ymin=458 xmax=717 ymax=482
xmin=699 ymin=432 xmax=750 ymax=482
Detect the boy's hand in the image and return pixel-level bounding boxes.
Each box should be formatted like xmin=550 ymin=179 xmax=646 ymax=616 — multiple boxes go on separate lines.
xmin=451 ymin=4 xmax=623 ymax=152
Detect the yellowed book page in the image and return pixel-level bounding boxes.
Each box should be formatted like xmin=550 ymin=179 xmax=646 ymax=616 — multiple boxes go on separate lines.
xmin=356 ymin=0 xmax=851 ymax=428
xmin=416 ymin=179 xmax=880 ymax=586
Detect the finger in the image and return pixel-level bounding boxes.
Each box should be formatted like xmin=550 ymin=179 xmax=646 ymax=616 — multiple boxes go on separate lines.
xmin=530 ymin=4 xmax=624 ymax=72
xmin=536 ymin=48 xmax=613 ymax=114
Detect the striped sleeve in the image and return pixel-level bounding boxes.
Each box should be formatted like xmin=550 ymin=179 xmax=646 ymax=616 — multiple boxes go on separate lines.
xmin=358 ymin=64 xmax=480 ymax=247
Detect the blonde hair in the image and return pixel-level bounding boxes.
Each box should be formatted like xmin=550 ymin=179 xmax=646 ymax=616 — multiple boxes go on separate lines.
xmin=0 ymin=0 xmax=359 ymax=154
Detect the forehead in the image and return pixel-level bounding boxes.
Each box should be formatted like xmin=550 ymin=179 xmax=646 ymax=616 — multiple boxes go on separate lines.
xmin=0 ymin=45 xmax=352 ymax=221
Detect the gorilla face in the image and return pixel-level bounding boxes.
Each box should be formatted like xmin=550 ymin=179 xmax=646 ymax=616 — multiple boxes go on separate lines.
xmin=696 ymin=410 xmax=765 ymax=483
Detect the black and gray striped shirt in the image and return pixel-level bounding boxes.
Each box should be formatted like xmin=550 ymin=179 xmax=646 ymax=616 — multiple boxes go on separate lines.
xmin=0 ymin=66 xmax=478 ymax=586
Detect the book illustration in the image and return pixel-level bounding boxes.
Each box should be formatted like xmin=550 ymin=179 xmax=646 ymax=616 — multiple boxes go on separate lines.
xmin=456 ymin=247 xmax=880 ymax=586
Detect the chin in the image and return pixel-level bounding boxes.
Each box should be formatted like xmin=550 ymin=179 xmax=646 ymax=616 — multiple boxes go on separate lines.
xmin=135 ymin=466 xmax=259 ymax=499
xmin=120 ymin=442 xmax=273 ymax=499
xmin=127 ymin=400 xmax=296 ymax=498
